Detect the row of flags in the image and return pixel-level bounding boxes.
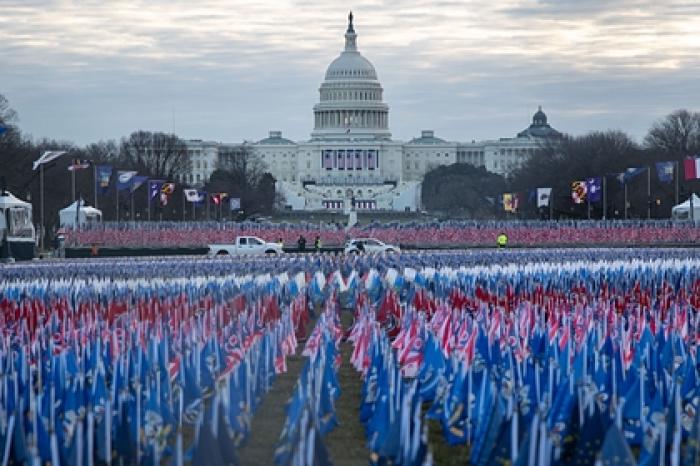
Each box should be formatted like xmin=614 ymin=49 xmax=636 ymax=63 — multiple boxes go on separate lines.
xmin=0 ymin=263 xmax=308 ymax=466
xmin=4 ymin=249 xmax=700 ymax=464
xmin=341 ymin=254 xmax=700 ymax=465
xmin=501 ymin=156 xmax=700 ymax=212
xmin=28 ymin=152 xmax=232 ymax=209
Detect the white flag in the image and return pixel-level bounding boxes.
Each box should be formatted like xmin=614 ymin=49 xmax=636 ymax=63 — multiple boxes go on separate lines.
xmin=32 ymin=151 xmax=66 ymax=170
xmin=537 ymin=187 xmax=552 ymax=207
xmin=184 ymin=189 xmax=203 ymax=202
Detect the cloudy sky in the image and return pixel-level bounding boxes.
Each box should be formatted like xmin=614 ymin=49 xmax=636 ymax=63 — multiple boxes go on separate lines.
xmin=2 ymin=0 xmax=699 ymax=146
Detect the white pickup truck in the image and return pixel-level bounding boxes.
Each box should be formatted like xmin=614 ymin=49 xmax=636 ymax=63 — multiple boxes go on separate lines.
xmin=208 ymin=236 xmax=283 ymax=256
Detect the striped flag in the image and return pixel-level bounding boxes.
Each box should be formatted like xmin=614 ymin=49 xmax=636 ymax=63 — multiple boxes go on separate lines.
xmin=684 ymin=157 xmax=700 ymax=180
xmin=67 ymin=159 xmax=91 ymax=171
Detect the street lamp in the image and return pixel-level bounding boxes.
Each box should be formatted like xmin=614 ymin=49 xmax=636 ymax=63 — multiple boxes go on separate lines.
xmin=32 ymin=151 xmax=66 ymax=251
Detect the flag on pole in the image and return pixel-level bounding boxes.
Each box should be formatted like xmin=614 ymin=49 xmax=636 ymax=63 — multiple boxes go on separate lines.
xmin=160 ymin=183 xmax=175 ymax=206
xmin=616 ymin=167 xmax=645 ymax=184
xmin=95 ymin=165 xmax=113 ymax=194
xmin=129 ymin=175 xmax=148 ymax=193
xmin=116 ymin=171 xmax=137 ymax=191
xmin=149 ymin=180 xmax=164 ymax=200
xmin=655 ymin=161 xmax=675 ymax=183
xmin=67 ymin=159 xmax=91 ymax=171
xmin=503 ymin=193 xmax=516 ymax=212
xmin=684 ymin=157 xmax=700 ymax=180
xmin=184 ymin=189 xmax=204 ymax=202
xmin=586 ymin=177 xmax=602 ymax=203
xmin=32 ymin=151 xmax=66 ymax=170
xmin=571 ymin=180 xmax=587 ymax=204
xmin=0 ymin=125 xmax=7 ymax=135
xmin=229 ymin=197 xmax=241 ymax=210
xmin=536 ymin=188 xmax=552 ymax=207
xmin=211 ymin=192 xmax=228 ymax=206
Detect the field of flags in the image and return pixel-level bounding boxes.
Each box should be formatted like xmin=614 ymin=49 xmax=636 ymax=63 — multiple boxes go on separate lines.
xmin=64 ymin=219 xmax=700 ymax=249
xmin=3 ymin=248 xmax=700 ymax=465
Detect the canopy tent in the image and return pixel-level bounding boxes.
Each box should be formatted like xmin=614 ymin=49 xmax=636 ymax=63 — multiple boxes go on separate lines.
xmin=0 ymin=191 xmax=33 ymax=232
xmin=671 ymin=193 xmax=700 ymax=221
xmin=0 ymin=191 xmax=31 ymax=210
xmin=59 ymin=200 xmax=102 ymax=228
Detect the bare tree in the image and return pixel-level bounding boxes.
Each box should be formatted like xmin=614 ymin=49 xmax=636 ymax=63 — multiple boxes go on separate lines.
xmin=206 ymin=145 xmax=277 ymax=216
xmin=119 ymin=131 xmax=190 ymax=179
xmin=645 ymin=109 xmax=700 ymax=158
xmin=0 ymin=94 xmax=18 ymax=129
xmin=216 ymin=144 xmax=267 ymax=189
xmin=84 ymin=140 xmax=120 ymax=162
xmin=511 ymin=130 xmax=649 ymax=218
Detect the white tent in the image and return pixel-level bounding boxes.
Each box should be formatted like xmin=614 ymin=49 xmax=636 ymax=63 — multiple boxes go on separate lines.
xmin=0 ymin=192 xmax=31 ymax=210
xmin=0 ymin=191 xmax=33 ymax=231
xmin=59 ymin=200 xmax=102 ymax=228
xmin=671 ymin=194 xmax=700 ymax=221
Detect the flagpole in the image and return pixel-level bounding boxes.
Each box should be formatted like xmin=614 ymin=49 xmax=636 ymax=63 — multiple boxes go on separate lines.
xmin=147 ymin=183 xmax=151 ymax=222
xmin=115 ymin=182 xmax=119 ymax=224
xmin=71 ymin=166 xmax=76 ymax=202
xmin=40 ymin=163 xmax=45 ymax=251
xmin=647 ymin=166 xmax=651 ymax=220
xmin=93 ymin=164 xmax=98 ymax=209
xmin=587 ymin=191 xmax=591 ymax=220
xmin=549 ymin=188 xmax=554 ymax=220
xmin=675 ymin=160 xmax=680 ymax=206
xmin=182 ymin=190 xmax=186 ymax=221
xmin=602 ymin=176 xmax=607 ymax=220
xmin=624 ymin=182 xmax=628 ymax=220
xmin=192 ymin=197 xmax=195 ymax=220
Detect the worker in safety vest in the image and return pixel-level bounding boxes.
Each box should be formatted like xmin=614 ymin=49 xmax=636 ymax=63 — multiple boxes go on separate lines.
xmin=497 ymin=232 xmax=508 ymax=249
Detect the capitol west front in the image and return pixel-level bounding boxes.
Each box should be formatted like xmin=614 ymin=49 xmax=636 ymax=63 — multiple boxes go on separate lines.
xmin=185 ymin=13 xmax=561 ymax=211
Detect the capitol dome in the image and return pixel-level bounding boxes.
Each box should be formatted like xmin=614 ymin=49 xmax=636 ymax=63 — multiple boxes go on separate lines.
xmin=311 ymin=12 xmax=391 ymax=141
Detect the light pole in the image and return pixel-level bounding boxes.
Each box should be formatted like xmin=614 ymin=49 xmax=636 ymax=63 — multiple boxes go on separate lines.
xmin=32 ymin=150 xmax=66 ymax=252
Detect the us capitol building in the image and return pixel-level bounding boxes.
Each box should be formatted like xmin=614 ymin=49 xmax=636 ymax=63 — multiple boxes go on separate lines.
xmin=184 ymin=13 xmax=561 ymax=211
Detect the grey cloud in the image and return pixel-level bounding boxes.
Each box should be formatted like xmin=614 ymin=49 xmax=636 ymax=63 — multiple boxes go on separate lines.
xmin=1 ymin=0 xmax=699 ymax=145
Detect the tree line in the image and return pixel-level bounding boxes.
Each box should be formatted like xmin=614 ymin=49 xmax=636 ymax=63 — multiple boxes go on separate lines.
xmin=422 ymin=109 xmax=700 ymax=219
xmin=0 ymin=94 xmax=277 ymax=238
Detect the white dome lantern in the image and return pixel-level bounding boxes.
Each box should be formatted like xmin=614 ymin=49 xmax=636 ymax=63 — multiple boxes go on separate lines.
xmin=311 ymin=12 xmax=391 ymax=141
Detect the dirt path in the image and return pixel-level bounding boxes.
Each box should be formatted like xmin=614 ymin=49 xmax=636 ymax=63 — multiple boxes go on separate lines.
xmin=324 ymin=310 xmax=368 ymax=466
xmin=238 ymin=308 xmax=368 ymax=466
xmin=237 ymin=350 xmax=308 ymax=466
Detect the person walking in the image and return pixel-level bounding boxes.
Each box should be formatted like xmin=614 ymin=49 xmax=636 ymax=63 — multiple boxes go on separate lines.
xmin=297 ymin=235 xmax=306 ymax=251
xmin=314 ymin=235 xmax=322 ymax=252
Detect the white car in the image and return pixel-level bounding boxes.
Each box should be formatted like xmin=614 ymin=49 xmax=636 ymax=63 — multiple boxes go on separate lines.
xmin=344 ymin=238 xmax=400 ymax=254
xmin=208 ymin=236 xmax=283 ymax=256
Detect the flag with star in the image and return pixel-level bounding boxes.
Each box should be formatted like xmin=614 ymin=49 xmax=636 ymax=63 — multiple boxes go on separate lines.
xmin=586 ymin=177 xmax=602 ymax=203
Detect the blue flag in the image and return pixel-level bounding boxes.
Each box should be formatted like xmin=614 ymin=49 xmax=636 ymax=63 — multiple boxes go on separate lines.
xmin=598 ymin=424 xmax=636 ymax=465
xmin=586 ymin=177 xmax=602 ymax=202
xmin=0 ymin=125 xmax=7 ymax=135
xmin=116 ymin=170 xmax=137 ymax=191
xmin=149 ymin=180 xmax=165 ymax=200
xmin=95 ymin=165 xmax=113 ymax=195
xmin=129 ymin=175 xmax=149 ymax=193
xmin=655 ymin=161 xmax=675 ymax=183
xmin=616 ymin=167 xmax=646 ymax=185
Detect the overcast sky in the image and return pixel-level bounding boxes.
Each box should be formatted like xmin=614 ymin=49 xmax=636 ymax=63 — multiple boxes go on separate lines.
xmin=2 ymin=0 xmax=699 ymax=146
